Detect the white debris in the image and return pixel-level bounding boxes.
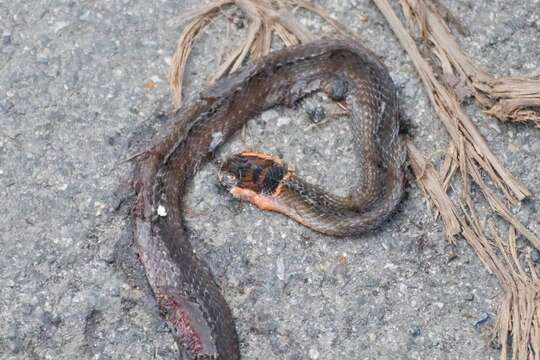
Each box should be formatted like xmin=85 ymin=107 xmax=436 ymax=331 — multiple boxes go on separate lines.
xmin=157 ymin=205 xmax=167 ymax=217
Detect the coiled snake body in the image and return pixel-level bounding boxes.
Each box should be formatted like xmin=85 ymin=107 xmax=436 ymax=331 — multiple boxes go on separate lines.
xmin=132 ymin=39 xmax=405 ymax=359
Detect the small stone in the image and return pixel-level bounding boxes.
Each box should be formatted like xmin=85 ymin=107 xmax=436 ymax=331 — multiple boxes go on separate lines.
xmin=464 ymin=293 xmax=474 ymax=301
xmin=231 ymin=11 xmax=247 ymax=29
xmin=327 ymin=79 xmax=348 ymax=100
xmin=305 ymin=105 xmax=326 ymax=123
xmin=474 ymin=312 xmax=490 ymax=328
xmin=409 ymin=324 xmax=421 ymax=337
xmin=95 ymin=202 xmax=106 ymax=216
xmin=531 ymin=249 xmax=540 ymax=263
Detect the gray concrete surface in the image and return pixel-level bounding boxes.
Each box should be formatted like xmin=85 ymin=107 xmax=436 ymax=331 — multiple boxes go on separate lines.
xmin=1 ymin=0 xmax=539 ymax=359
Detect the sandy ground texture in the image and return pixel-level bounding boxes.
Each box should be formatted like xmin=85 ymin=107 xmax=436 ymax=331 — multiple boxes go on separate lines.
xmin=1 ymin=0 xmax=539 ymax=359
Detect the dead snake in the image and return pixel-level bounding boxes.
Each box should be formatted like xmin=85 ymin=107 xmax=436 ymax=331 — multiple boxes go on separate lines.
xmin=132 ymin=38 xmax=405 ymax=359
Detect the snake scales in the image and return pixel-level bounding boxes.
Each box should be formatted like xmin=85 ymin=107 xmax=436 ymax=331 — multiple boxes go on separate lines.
xmin=132 ymin=39 xmax=405 ymax=359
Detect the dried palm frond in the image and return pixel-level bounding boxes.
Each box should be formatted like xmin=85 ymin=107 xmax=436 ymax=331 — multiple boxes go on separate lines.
xmin=373 ymin=1 xmax=539 ymax=358
xmin=168 ymin=0 xmax=349 ymax=107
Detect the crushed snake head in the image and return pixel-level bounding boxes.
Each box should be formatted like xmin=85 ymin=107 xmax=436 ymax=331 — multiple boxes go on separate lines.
xmin=218 ymin=152 xmax=293 ymax=211
xmin=218 ymin=152 xmax=289 ymax=194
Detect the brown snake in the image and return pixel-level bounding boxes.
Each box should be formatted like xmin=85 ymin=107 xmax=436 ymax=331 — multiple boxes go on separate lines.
xmin=132 ymin=39 xmax=405 ymax=359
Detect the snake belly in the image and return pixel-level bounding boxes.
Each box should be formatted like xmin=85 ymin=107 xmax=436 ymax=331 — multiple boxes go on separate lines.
xmin=132 ymin=39 xmax=405 ymax=359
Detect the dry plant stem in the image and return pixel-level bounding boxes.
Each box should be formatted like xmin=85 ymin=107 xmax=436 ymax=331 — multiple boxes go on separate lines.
xmin=379 ymin=0 xmax=530 ymax=201
xmin=376 ymin=0 xmax=540 ymax=358
xmin=168 ymin=0 xmax=233 ymax=106
xmin=408 ymin=142 xmax=540 ymax=360
xmin=467 ymin=158 xmax=540 ymax=249
xmin=407 ymin=142 xmax=460 ymax=241
xmin=401 ymin=0 xmax=540 ymax=126
xmin=168 ymin=0 xmax=348 ymax=107
xmin=372 ymin=0 xmax=534 ymax=222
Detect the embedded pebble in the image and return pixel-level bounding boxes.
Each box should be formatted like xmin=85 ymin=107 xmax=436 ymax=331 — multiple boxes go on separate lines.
xmin=306 ymin=105 xmax=326 ymax=123
xmin=409 ymin=324 xmax=421 ymax=337
xmin=531 ymin=249 xmax=540 ymax=263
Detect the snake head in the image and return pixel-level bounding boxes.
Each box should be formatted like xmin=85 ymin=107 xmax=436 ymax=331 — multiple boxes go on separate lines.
xmin=218 ymin=152 xmax=289 ymax=196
